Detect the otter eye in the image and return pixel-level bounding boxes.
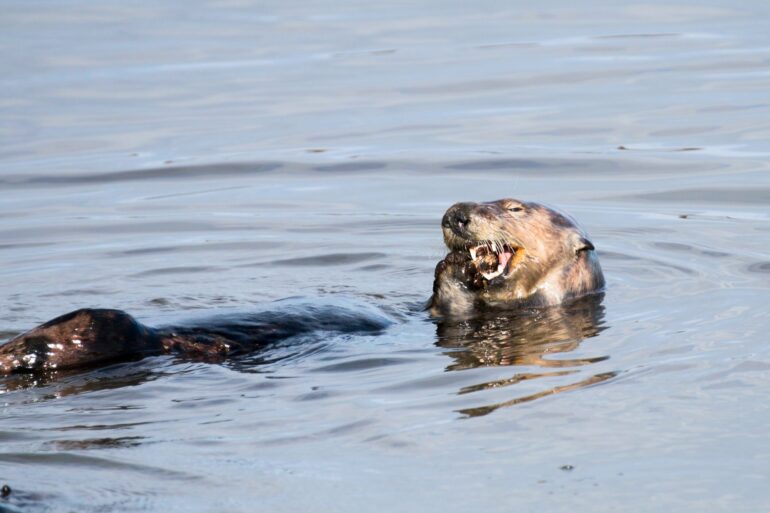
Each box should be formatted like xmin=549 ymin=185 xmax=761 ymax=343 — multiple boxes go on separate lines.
xmin=507 ymin=206 xmax=523 ymax=212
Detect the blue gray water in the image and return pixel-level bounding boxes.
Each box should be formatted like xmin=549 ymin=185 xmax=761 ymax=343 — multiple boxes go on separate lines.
xmin=2 ymin=1 xmax=770 ymax=511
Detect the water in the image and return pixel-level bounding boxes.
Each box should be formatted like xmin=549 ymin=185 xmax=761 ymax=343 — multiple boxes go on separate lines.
xmin=2 ymin=0 xmax=770 ymax=511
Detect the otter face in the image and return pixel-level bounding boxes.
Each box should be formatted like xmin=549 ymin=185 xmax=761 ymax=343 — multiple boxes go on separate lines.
xmin=431 ymin=199 xmax=604 ymax=316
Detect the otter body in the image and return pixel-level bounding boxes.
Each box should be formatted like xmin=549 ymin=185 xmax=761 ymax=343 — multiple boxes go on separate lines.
xmin=429 ymin=199 xmax=604 ymax=317
xmin=1 ymin=198 xmax=604 ymax=376
xmin=0 ymin=304 xmax=390 ymax=375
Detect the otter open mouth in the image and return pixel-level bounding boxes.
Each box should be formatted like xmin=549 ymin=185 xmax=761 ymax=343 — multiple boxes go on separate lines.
xmin=468 ymin=243 xmax=520 ymax=281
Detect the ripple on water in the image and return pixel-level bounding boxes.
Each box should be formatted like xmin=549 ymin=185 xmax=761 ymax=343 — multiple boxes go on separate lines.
xmin=270 ymin=252 xmax=387 ymax=266
xmin=0 ymin=162 xmax=283 ymax=187
xmin=311 ymin=357 xmax=410 ymax=373
xmin=747 ymin=261 xmax=770 ymax=274
xmin=0 ymin=452 xmax=197 ymax=479
xmin=45 ymin=436 xmax=145 ymax=451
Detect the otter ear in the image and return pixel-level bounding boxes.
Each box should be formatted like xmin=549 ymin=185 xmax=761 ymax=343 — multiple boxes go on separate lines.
xmin=571 ymin=234 xmax=595 ymax=255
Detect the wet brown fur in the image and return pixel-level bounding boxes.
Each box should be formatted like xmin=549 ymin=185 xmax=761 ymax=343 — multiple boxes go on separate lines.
xmin=0 ymin=309 xmax=161 ymax=374
xmin=0 ymin=305 xmax=390 ymax=375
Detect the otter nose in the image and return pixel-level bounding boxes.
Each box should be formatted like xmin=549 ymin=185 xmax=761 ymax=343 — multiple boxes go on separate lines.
xmin=442 ymin=203 xmax=473 ymax=235
xmin=454 ymin=211 xmax=470 ymax=229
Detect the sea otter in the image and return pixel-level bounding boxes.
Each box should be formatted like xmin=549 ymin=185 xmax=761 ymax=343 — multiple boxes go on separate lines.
xmin=0 ymin=199 xmax=603 ymax=375
xmin=429 ymin=198 xmax=604 ymax=317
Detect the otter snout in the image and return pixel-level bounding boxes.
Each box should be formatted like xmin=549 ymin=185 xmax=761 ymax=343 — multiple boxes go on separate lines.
xmin=442 ymin=202 xmax=504 ymax=239
xmin=442 ymin=202 xmax=474 ymax=237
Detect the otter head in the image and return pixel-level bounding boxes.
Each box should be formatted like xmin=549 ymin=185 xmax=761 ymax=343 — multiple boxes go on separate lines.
xmin=430 ymin=199 xmax=604 ymax=317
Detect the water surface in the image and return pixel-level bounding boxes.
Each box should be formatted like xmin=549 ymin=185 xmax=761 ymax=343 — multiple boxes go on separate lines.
xmin=2 ymin=1 xmax=770 ymax=511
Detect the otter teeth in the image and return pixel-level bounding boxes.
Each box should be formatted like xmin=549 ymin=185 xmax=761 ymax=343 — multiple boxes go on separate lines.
xmin=468 ymin=244 xmax=488 ymax=260
xmin=469 ymin=244 xmax=515 ymax=281
xmin=481 ymin=267 xmax=505 ymax=280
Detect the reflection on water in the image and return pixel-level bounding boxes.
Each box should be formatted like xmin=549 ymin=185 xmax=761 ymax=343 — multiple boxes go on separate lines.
xmin=436 ymin=295 xmax=614 ymax=416
xmin=47 ymin=436 xmax=145 ymax=451
xmin=0 ymin=360 xmax=171 ymax=399
xmin=457 ymin=372 xmax=617 ymax=418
